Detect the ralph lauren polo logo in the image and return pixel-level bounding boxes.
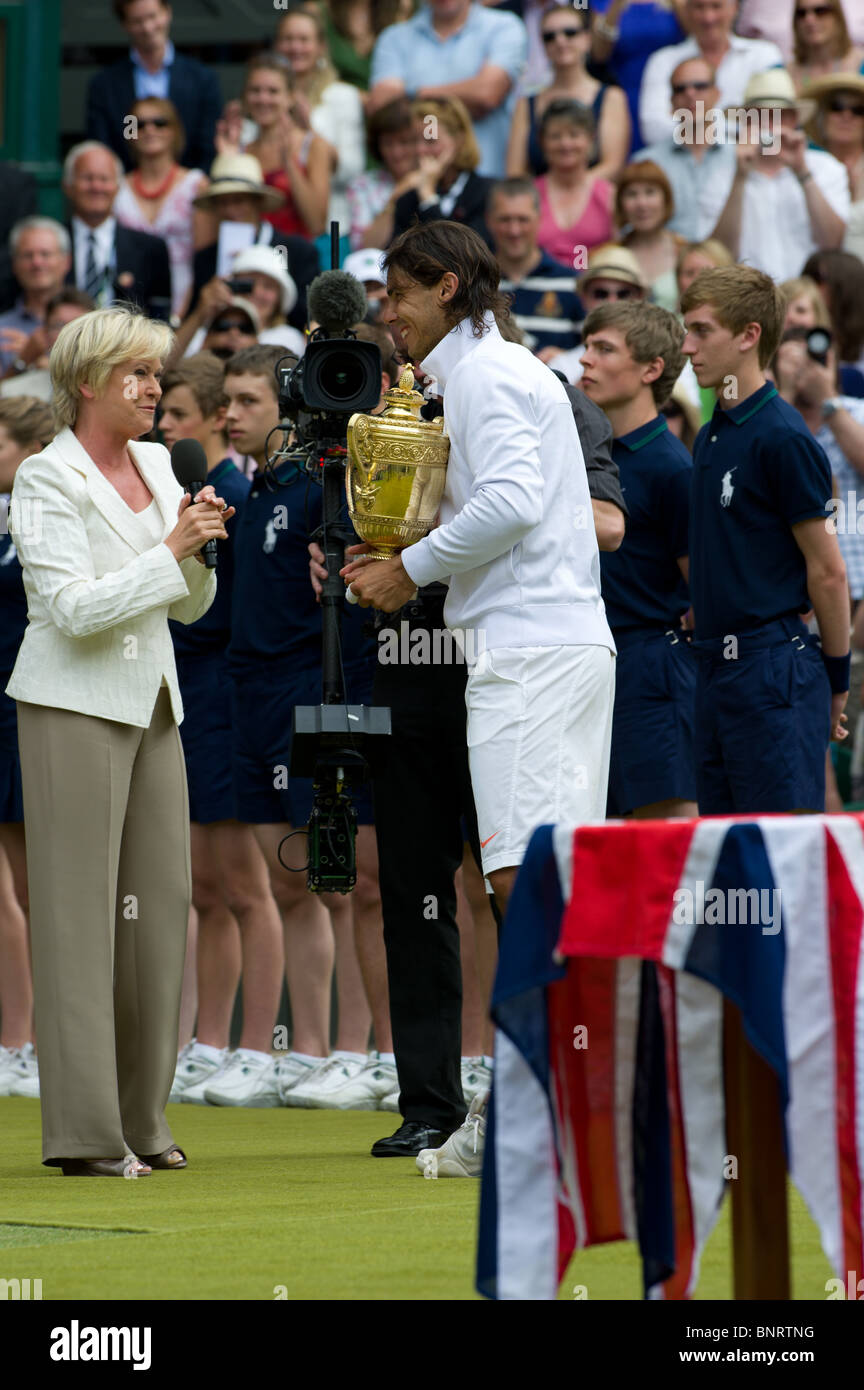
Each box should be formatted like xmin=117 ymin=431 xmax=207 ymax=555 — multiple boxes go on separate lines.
xmin=720 ymin=469 xmax=737 ymax=508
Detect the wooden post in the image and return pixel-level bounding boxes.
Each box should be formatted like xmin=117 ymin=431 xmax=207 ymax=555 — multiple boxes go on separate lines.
xmin=723 ymin=999 xmax=790 ymax=1299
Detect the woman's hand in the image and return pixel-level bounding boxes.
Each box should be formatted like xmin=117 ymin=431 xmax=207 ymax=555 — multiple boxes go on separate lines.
xmin=165 ymin=489 xmax=235 ymax=565
xmin=215 ymin=100 xmax=244 ymax=155
xmin=289 ymin=93 xmax=312 ymax=131
xmin=198 ymin=276 xmax=235 ymax=324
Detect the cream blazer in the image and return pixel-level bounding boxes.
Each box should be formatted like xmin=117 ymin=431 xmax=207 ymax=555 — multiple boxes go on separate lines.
xmin=6 ymin=427 xmax=216 ymax=727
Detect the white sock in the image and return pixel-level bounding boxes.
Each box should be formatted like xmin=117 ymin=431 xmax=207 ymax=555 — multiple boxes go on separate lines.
xmin=377 ymin=1051 xmax=396 ymax=1065
xmin=194 ymin=1042 xmax=223 ymax=1062
xmin=330 ymin=1049 xmax=365 ymax=1062
xmin=482 ymin=1055 xmax=494 ymax=1070
xmin=240 ymin=1048 xmax=271 ymax=1063
xmin=291 ymin=1051 xmax=325 ymax=1065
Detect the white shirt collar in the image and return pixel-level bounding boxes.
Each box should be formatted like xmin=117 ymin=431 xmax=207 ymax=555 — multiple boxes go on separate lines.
xmin=72 ymin=215 xmax=115 ymax=254
xmin=422 ymin=310 xmax=497 ymax=390
xmin=130 ymin=38 xmax=175 ymax=72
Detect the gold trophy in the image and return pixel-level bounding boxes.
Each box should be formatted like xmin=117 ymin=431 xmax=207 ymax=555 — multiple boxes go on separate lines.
xmin=346 ymin=365 xmax=449 ymax=559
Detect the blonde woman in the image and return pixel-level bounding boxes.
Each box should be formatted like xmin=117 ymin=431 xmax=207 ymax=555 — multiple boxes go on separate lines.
xmin=7 ymin=306 xmax=233 ymax=1176
xmin=239 ymin=53 xmax=331 ymax=240
xmin=0 ymin=396 xmax=53 ymax=1101
xmin=392 ymin=97 xmax=493 ymax=245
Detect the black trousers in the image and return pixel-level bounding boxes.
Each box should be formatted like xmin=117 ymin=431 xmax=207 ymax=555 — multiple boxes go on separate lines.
xmin=369 ymin=608 xmax=480 ymax=1132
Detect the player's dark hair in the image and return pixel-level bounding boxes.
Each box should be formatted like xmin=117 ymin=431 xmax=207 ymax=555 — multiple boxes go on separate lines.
xmin=384 ymin=221 xmax=510 ymax=338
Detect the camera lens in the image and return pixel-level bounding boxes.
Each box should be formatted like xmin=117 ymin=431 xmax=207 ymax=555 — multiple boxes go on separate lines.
xmin=322 ymin=350 xmax=366 ymax=402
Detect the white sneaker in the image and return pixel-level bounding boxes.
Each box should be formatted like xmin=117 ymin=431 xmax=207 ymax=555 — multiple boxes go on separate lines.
xmin=276 ymin=1053 xmax=329 ymax=1105
xmin=461 ymin=1057 xmax=492 ymax=1106
xmin=416 ymin=1094 xmax=486 ymax=1178
xmin=282 ymin=1054 xmax=365 ymax=1108
xmin=0 ymin=1045 xmax=23 ymax=1096
xmin=204 ymin=1050 xmax=282 ymax=1107
xmin=6 ymin=1043 xmax=39 ymax=1099
xmin=378 ymin=1087 xmax=401 ymax=1113
xmin=169 ymin=1042 xmax=227 ymax=1102
xmin=303 ymin=1052 xmax=398 ymax=1111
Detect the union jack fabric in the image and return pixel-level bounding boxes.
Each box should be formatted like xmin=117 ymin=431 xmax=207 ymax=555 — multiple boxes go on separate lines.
xmin=477 ymin=815 xmax=864 ymax=1300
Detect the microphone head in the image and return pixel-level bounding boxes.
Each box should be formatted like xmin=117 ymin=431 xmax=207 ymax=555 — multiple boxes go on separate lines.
xmin=307 ymin=270 xmax=369 ymax=335
xmin=170 ymin=436 xmax=209 ymax=488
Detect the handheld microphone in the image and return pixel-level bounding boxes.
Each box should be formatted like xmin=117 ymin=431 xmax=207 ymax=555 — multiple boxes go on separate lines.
xmin=307 ymin=270 xmax=369 ymax=336
xmin=170 ymin=437 xmax=218 ymax=569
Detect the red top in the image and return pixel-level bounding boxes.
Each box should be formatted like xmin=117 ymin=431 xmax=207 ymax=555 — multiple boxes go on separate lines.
xmin=262 ymin=166 xmax=312 ymax=240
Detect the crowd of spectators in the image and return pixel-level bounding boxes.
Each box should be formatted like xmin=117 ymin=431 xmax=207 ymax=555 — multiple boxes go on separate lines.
xmin=3 ymin=0 xmax=864 ymax=1112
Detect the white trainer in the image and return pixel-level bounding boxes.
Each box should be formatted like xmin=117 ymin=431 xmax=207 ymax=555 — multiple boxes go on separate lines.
xmin=204 ymin=1050 xmax=282 ymax=1107
xmin=461 ymin=1057 xmax=492 ymax=1106
xmin=303 ymin=1052 xmax=398 ymax=1110
xmin=378 ymin=1087 xmax=401 ymax=1113
xmin=282 ymin=1054 xmax=366 ymax=1108
xmin=416 ymin=1094 xmax=487 ymax=1178
xmin=274 ymin=1053 xmax=327 ymax=1104
xmin=6 ymin=1043 xmax=39 ymax=1099
xmin=0 ymin=1045 xmax=23 ymax=1096
xmin=169 ymin=1042 xmax=227 ymax=1102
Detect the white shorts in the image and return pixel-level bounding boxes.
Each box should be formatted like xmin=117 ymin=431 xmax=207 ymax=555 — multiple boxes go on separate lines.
xmin=465 ymin=644 xmax=615 ymax=877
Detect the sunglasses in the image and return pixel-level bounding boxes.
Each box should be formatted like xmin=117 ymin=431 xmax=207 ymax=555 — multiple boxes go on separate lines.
xmin=137 ymin=116 xmax=171 ymax=129
xmin=671 ymin=80 xmax=712 ymax=96
xmin=587 ymin=285 xmax=638 ymax=300
xmin=828 ymin=96 xmax=864 ymax=115
xmin=210 ymin=318 xmax=252 ymax=333
xmin=542 ymin=26 xmax=584 ymax=42
xmin=795 ymin=4 xmax=833 ymax=16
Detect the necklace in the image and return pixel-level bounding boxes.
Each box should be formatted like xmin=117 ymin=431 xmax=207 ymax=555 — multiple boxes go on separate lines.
xmin=131 ymin=165 xmax=178 ymax=200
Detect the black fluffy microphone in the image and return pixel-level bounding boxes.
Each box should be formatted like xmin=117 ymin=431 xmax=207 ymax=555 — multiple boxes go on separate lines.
xmin=307 ymin=270 xmax=369 ymax=335
xmin=171 ymin=437 xmax=218 ymax=569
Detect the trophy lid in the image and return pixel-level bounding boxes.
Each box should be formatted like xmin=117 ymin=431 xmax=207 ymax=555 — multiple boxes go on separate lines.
xmin=381 ymin=365 xmax=427 ymax=419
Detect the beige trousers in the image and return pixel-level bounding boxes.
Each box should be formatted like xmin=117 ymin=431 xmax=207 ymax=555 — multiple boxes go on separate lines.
xmin=16 ymin=688 xmax=191 ymax=1165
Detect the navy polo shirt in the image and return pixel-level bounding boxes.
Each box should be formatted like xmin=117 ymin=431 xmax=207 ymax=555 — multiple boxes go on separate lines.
xmin=600 ymin=416 xmax=691 ymax=633
xmin=689 ymin=382 xmax=832 ymax=640
xmin=228 ymin=459 xmax=373 ymax=677
xmin=170 ymin=458 xmax=250 ymax=660
xmin=499 ymin=251 xmax=583 ymax=354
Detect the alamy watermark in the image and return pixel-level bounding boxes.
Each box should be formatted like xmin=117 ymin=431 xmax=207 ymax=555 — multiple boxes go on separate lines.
xmin=672 ymin=880 xmax=781 ymax=935
xmin=377 ymin=621 xmax=486 ymax=665
xmin=673 ymin=102 xmax=781 ymax=154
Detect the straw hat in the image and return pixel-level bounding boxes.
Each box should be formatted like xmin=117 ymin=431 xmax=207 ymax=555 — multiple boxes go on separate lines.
xmin=231 ymin=244 xmax=298 ymax=316
xmin=193 ymin=153 xmax=285 ymax=212
xmin=581 ymin=244 xmax=648 ymax=291
xmin=799 ymin=71 xmax=864 ymax=145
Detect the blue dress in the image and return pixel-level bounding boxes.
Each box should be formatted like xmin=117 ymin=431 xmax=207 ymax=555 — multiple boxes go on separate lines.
xmin=590 ymin=0 xmax=685 ymax=153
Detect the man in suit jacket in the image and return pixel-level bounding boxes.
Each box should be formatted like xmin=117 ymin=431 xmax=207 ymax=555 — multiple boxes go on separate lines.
xmin=87 ymin=0 xmax=221 ymax=173
xmin=63 ymin=142 xmax=172 ymax=318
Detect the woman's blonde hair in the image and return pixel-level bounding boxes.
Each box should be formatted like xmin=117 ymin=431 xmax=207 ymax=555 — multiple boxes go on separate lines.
xmin=778 ymin=275 xmax=831 ymax=328
xmin=51 ymin=305 xmax=174 ymax=432
xmin=276 ymin=7 xmax=337 ymax=107
xmin=0 ymin=396 xmax=55 ymax=451
xmin=411 ymin=96 xmax=481 ymax=173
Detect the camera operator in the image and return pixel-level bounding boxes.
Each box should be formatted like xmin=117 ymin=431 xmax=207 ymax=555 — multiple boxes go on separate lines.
xmin=217 ymin=344 xmax=390 ymax=1110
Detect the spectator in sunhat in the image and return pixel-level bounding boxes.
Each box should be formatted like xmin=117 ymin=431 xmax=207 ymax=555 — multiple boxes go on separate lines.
xmin=342 ymin=247 xmax=388 ymax=322
xmin=710 ymin=68 xmax=850 ymax=281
